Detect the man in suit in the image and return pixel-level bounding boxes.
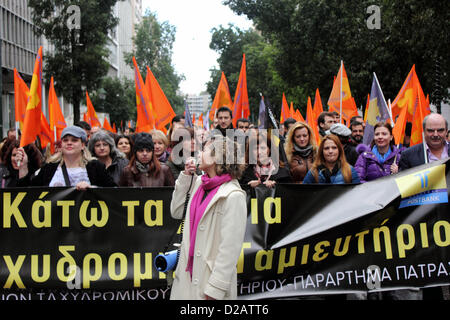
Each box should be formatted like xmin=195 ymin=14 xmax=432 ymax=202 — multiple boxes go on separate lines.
xmin=399 ymin=113 xmax=449 ymax=171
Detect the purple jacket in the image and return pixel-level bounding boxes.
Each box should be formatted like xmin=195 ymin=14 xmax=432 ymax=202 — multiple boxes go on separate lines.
xmin=354 ymin=144 xmax=402 ymax=183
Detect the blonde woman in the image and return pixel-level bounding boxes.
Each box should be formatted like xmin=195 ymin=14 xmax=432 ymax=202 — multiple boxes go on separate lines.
xmin=285 ymin=122 xmax=318 ymax=183
xmin=17 ymin=126 xmax=116 ymax=189
xmin=150 ymin=129 xmax=170 ymax=163
xmin=170 ymin=134 xmax=247 ymax=300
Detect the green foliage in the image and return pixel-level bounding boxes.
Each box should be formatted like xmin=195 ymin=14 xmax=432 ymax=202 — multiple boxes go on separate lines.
xmin=124 ymin=10 xmax=184 ymax=114
xmin=89 ymin=77 xmax=135 ymax=128
xmin=224 ymin=0 xmax=450 ymax=108
xmin=28 ymin=0 xmax=119 ymax=124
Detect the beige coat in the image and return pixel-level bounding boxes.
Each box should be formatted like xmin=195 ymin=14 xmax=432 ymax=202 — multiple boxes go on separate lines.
xmin=169 ymin=172 xmax=247 ymax=300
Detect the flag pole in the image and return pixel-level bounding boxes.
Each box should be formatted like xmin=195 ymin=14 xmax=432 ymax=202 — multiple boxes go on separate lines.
xmin=374 ymin=72 xmax=394 ymax=124
xmin=339 ymin=60 xmax=343 ymax=124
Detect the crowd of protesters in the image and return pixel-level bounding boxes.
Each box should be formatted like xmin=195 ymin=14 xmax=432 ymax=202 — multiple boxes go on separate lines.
xmin=0 ymin=106 xmax=449 ymax=300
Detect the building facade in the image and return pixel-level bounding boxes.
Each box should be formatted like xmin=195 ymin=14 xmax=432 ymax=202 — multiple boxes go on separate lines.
xmin=186 ymin=92 xmax=212 ymax=118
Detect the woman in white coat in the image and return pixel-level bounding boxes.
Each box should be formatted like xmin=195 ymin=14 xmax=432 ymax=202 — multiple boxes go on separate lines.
xmin=170 ymin=134 xmax=247 ymax=300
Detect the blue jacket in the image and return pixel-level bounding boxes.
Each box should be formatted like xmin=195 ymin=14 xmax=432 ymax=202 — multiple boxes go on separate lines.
xmin=303 ymin=165 xmax=360 ymax=184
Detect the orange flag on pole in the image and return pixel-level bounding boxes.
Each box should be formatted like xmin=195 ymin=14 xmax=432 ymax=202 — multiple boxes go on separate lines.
xmin=390 ymin=65 xmax=428 ymax=123
xmin=410 ymin=86 xmax=431 ymax=146
xmin=327 ymin=61 xmax=358 ymax=123
xmin=209 ymin=72 xmax=233 ymax=121
xmin=306 ymin=96 xmax=320 ymax=145
xmin=289 ymin=102 xmax=295 ymax=118
xmin=133 ymin=57 xmax=156 ymax=132
xmin=20 ymin=46 xmax=43 ymax=147
xmin=14 ymin=68 xmax=29 ymax=131
xmin=280 ymin=92 xmax=290 ymax=124
xmin=313 ymin=88 xmax=323 ymax=121
xmin=39 ymin=112 xmax=53 ymax=152
xmin=145 ymin=66 xmax=175 ymax=133
xmin=232 ymin=54 xmax=250 ymax=126
xmin=294 ymin=108 xmax=305 ymax=123
xmin=85 ymin=91 xmax=101 ymax=128
xmin=103 ymin=116 xmax=114 ymax=133
xmin=392 ymin=102 xmax=408 ymax=146
xmin=48 ymin=77 xmax=66 ymax=142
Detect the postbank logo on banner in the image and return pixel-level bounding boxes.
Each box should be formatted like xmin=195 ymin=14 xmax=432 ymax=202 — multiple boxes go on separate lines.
xmin=395 ymin=164 xmax=448 ymax=208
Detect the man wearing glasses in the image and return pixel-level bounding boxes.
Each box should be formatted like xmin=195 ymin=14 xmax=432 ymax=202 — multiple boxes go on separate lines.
xmin=399 ymin=113 xmax=449 ymax=170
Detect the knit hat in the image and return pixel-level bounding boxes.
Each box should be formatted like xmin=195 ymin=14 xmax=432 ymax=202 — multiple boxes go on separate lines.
xmin=327 ymin=123 xmax=351 ymax=137
xmin=133 ymin=133 xmax=154 ymax=153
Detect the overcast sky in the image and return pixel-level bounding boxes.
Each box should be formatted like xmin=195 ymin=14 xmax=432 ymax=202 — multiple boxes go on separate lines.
xmin=142 ymin=0 xmax=253 ymax=95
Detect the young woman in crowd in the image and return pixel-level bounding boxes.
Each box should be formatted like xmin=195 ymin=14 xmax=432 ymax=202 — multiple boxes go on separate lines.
xmin=170 ymin=134 xmax=247 ymax=300
xmin=17 ymin=126 xmax=116 ymax=189
xmin=285 ymin=122 xmax=318 ymax=183
xmin=167 ymin=127 xmax=201 ymax=180
xmin=354 ymin=122 xmax=401 ymax=183
xmin=88 ymin=130 xmax=129 ymax=185
xmin=119 ymin=132 xmax=174 ymax=187
xmin=240 ymin=130 xmax=292 ymax=188
xmin=115 ymin=134 xmax=133 ymax=160
xmin=303 ymin=134 xmax=360 ymax=184
xmin=150 ymin=129 xmax=170 ymax=163
xmin=0 ymin=139 xmax=43 ymax=188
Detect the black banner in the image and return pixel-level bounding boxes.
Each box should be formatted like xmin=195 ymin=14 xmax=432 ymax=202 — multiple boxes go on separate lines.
xmin=1 ymin=159 xmax=449 ymax=300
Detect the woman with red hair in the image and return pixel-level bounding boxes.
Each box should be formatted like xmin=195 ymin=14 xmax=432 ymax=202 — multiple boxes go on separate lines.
xmin=303 ymin=134 xmax=360 ymax=184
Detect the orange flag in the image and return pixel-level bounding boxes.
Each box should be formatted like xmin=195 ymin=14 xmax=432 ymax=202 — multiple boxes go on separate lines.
xmin=39 ymin=112 xmax=53 ymax=152
xmin=294 ymin=109 xmax=305 ymax=123
xmin=20 ymin=46 xmax=43 ymax=147
xmin=327 ymin=61 xmax=358 ymax=123
xmin=103 ymin=116 xmax=114 ymax=133
xmin=145 ymin=66 xmax=175 ymax=133
xmin=14 ymin=68 xmax=29 ymax=130
xmin=289 ymin=102 xmax=294 ymax=118
xmin=392 ymin=102 xmax=408 ymax=146
xmin=280 ymin=93 xmax=290 ymax=124
xmin=112 ymin=122 xmax=117 ymax=133
xmin=410 ymin=86 xmax=431 ymax=146
xmin=232 ymin=54 xmax=250 ymax=126
xmin=48 ymin=77 xmax=66 ymax=141
xmin=133 ymin=57 xmax=156 ymax=132
xmin=390 ymin=65 xmax=428 ymax=123
xmin=306 ymin=96 xmax=320 ymax=145
xmin=363 ymin=94 xmax=370 ymax=123
xmin=85 ymin=91 xmax=101 ymax=128
xmin=313 ymin=88 xmax=323 ymax=121
xmin=209 ymin=72 xmax=233 ymax=121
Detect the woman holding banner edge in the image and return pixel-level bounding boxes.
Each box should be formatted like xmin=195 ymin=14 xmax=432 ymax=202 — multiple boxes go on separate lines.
xmin=169 ymin=134 xmax=247 ymax=300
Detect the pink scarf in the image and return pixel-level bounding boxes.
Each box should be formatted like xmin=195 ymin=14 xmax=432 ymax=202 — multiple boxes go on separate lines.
xmin=186 ymin=173 xmax=232 ymax=277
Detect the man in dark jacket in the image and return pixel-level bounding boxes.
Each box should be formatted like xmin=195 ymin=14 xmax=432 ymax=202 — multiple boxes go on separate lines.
xmin=214 ymin=106 xmax=234 ymax=137
xmin=399 ymin=113 xmax=449 ymax=170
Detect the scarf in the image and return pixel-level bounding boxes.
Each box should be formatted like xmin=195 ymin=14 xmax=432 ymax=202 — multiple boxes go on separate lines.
xmin=293 ymin=144 xmax=313 ymax=158
xmin=186 ymin=173 xmax=232 ymax=277
xmin=254 ymin=159 xmax=276 ymax=182
xmin=135 ymin=160 xmax=149 ymax=173
xmin=372 ymin=145 xmax=392 ymax=164
xmin=317 ymin=163 xmax=340 ymax=183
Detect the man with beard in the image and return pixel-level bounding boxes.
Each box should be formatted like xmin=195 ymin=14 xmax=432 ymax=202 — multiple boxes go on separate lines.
xmin=399 ymin=113 xmax=449 ymax=170
xmin=349 ymin=120 xmax=364 ymax=146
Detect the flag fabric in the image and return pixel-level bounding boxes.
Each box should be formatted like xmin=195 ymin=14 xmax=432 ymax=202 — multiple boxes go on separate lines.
xmin=232 ymin=54 xmax=250 ymax=126
xmin=85 ymin=91 xmax=101 ymax=128
xmin=103 ymin=116 xmax=114 ymax=133
xmin=306 ymin=96 xmax=321 ymax=145
xmin=390 ymin=65 xmax=428 ymax=123
xmin=392 ymin=102 xmax=408 ymax=146
xmin=410 ymin=86 xmax=431 ymax=146
xmin=327 ymin=61 xmax=358 ymax=124
xmin=133 ymin=57 xmax=156 ymax=133
xmin=257 ymin=96 xmax=266 ymax=129
xmin=294 ymin=108 xmax=305 ymax=123
xmin=184 ymin=100 xmax=193 ymax=128
xmin=362 ymin=73 xmax=391 ymax=145
xmin=112 ymin=122 xmax=117 ymax=134
xmin=48 ymin=77 xmax=66 ymax=142
xmin=145 ymin=66 xmax=175 ymax=133
xmin=20 ymin=46 xmax=43 ymax=147
xmin=14 ymin=68 xmax=29 ymax=130
xmin=289 ymin=102 xmax=295 ymax=118
xmin=280 ymin=93 xmax=290 ymax=124
xmin=209 ymin=72 xmax=233 ymax=121
xmin=363 ymin=94 xmax=370 ymax=123
xmin=313 ymin=88 xmax=324 ymax=121
xmin=39 ymin=112 xmax=53 ymax=152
